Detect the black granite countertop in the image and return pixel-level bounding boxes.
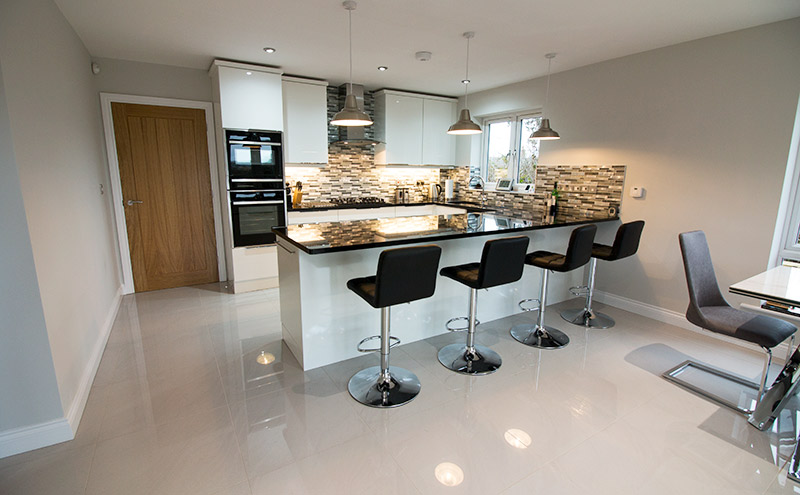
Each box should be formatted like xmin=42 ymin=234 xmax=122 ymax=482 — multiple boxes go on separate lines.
xmin=274 ymin=210 xmax=619 ymax=254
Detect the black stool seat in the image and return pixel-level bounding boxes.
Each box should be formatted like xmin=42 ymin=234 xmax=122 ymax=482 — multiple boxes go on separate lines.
xmin=346 ymin=244 xmax=442 ymax=408
xmin=591 ymin=220 xmax=645 ymax=261
xmin=438 ymin=235 xmax=530 ymax=375
xmin=526 ymin=224 xmax=597 ymax=271
xmin=439 ymin=263 xmax=480 ymax=288
xmin=561 ymin=220 xmax=645 ymax=329
xmin=347 ymin=244 xmax=442 ymax=309
xmin=440 ymin=236 xmax=529 ymax=290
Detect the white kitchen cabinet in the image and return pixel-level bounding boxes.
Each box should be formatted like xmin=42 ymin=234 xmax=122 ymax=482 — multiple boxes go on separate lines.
xmin=422 ymin=99 xmax=457 ymax=166
xmin=288 ymin=209 xmax=339 ymax=225
xmin=282 ymin=77 xmax=328 ymax=165
xmin=374 ymin=90 xmax=457 ymax=166
xmin=231 ymin=245 xmax=279 ymax=293
xmin=210 ymin=60 xmax=283 ymax=131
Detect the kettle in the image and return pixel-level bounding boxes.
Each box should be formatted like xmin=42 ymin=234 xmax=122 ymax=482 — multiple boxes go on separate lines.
xmin=429 ymin=183 xmax=443 ymax=201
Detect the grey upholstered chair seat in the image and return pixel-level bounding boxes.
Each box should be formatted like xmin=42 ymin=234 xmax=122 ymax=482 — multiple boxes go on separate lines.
xmin=691 ymin=305 xmax=796 ymax=348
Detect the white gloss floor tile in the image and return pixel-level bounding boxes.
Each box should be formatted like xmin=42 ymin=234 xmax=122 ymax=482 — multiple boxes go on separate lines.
xmin=2 ymin=284 xmax=799 ymax=495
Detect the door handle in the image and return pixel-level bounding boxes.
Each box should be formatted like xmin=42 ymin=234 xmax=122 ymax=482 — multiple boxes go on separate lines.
xmin=126 ymin=199 xmax=143 ymax=206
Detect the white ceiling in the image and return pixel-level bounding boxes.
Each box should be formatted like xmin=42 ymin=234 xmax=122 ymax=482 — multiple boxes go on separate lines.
xmin=54 ymin=0 xmax=800 ymax=96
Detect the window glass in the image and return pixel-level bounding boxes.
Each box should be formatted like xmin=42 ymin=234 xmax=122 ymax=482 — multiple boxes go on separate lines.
xmin=517 ymin=117 xmax=541 ymax=184
xmin=486 ymin=120 xmax=512 ymax=183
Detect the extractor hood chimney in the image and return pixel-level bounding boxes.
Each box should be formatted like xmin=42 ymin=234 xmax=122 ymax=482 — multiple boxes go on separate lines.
xmin=334 ymin=84 xmax=380 ymax=144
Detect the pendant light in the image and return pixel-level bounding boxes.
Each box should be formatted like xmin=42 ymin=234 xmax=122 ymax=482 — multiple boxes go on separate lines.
xmin=531 ymin=53 xmax=560 ymax=140
xmin=447 ymin=32 xmax=482 ymax=135
xmin=331 ymin=0 xmax=373 ymax=127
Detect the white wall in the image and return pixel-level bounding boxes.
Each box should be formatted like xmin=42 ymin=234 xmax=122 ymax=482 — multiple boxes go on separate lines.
xmin=93 ymin=56 xmax=213 ymax=102
xmin=0 ymin=0 xmax=122 ymax=441
xmin=460 ymin=18 xmax=800 ymax=315
xmin=0 ymin=60 xmax=65 ymax=436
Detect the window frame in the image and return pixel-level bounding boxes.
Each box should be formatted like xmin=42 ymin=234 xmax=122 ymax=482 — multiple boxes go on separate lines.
xmin=478 ymin=111 xmax=542 ymax=192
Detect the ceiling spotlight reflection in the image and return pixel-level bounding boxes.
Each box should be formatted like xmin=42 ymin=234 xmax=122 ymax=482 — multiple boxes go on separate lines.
xmin=256 ymin=351 xmax=276 ymax=365
xmin=434 ymin=462 xmax=464 ymax=487
xmin=504 ymin=428 xmax=532 ymax=449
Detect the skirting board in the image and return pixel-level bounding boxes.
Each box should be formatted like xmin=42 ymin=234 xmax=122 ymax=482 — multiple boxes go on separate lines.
xmin=592 ymin=290 xmax=794 ymax=358
xmin=66 ymin=286 xmax=123 ymax=432
xmin=0 ymin=285 xmax=122 ymax=459
xmin=0 ymin=419 xmax=73 ymax=459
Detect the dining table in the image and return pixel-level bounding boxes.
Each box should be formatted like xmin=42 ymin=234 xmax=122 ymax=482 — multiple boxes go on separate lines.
xmin=729 ymin=265 xmax=800 ymax=481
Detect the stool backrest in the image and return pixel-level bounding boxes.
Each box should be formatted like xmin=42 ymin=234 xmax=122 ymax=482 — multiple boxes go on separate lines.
xmin=678 ymin=231 xmax=729 ymax=324
xmin=374 ymin=244 xmax=442 ymax=307
xmin=608 ymin=220 xmax=645 ymax=260
xmin=477 ymin=236 xmax=530 ymax=289
xmin=562 ymin=224 xmax=597 ymax=271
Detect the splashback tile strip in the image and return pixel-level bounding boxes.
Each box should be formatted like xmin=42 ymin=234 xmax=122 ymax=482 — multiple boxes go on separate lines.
xmin=288 ymin=149 xmax=624 ymax=217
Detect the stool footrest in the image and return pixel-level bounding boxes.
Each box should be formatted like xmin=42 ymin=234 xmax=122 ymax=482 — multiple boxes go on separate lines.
xmin=357 ymin=335 xmax=400 ymax=353
xmin=518 ymin=298 xmax=541 ymax=312
xmin=569 ymin=285 xmax=589 ymax=297
xmin=446 ymin=316 xmax=479 ymax=332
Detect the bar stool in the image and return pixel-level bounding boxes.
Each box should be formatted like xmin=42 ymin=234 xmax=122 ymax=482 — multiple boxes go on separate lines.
xmin=561 ymin=221 xmax=645 ymax=329
xmin=511 ymin=225 xmax=597 ymax=349
xmin=347 ymin=244 xmax=442 ymax=408
xmin=438 ymin=236 xmax=530 ymax=375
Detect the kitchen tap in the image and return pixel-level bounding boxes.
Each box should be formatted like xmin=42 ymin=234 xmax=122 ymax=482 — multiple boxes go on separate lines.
xmin=469 ymin=175 xmax=487 ymax=208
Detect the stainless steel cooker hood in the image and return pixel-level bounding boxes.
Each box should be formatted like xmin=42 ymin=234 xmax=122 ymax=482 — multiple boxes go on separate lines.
xmin=333 ymin=83 xmax=381 ymax=145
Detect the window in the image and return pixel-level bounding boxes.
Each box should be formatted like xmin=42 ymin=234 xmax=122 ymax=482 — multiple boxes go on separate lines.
xmin=480 ymin=113 xmax=542 ymax=189
xmin=771 ymin=97 xmax=800 ymax=266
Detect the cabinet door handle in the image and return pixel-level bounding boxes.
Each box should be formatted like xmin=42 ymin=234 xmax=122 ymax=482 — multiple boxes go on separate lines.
xmin=126 ymin=199 xmax=143 ymax=206
xmin=276 ymin=240 xmax=295 ymax=254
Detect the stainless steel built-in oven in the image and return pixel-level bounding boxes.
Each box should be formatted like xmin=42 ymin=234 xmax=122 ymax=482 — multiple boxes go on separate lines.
xmin=229 ymin=185 xmax=287 ymax=247
xmin=226 ymin=129 xmax=283 ymax=183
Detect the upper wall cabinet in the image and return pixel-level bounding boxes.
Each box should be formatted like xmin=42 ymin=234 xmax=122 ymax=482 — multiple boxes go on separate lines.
xmin=374 ymin=90 xmax=457 ymax=166
xmin=282 ymin=77 xmax=329 ymax=165
xmin=210 ymin=60 xmax=283 ymax=131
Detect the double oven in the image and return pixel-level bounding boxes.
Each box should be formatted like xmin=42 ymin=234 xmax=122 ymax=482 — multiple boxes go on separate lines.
xmin=226 ymin=129 xmax=286 ymax=247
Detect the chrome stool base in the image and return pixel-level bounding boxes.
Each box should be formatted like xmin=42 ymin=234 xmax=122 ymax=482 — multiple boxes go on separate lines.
xmin=437 ymin=343 xmax=502 ymax=375
xmin=510 ymin=324 xmax=570 ymax=349
xmin=347 ymin=366 xmax=421 ymax=408
xmin=560 ymin=308 xmax=615 ymax=329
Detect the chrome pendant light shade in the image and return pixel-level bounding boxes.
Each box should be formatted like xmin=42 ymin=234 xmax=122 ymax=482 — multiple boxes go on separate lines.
xmin=531 ymin=118 xmax=560 ymax=140
xmin=530 ymin=53 xmax=560 ymax=140
xmin=332 ymin=0 xmax=372 ymax=127
xmin=331 ymin=94 xmax=372 ymax=126
xmin=447 ymin=32 xmax=481 ymax=135
xmin=448 ymin=109 xmax=482 ymax=135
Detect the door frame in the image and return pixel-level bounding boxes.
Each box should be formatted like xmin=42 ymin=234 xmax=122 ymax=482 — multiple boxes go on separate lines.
xmin=100 ymin=93 xmax=226 ymax=294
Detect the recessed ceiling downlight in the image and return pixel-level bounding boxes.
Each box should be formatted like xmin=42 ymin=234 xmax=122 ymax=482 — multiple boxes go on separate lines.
xmin=378 ymin=66 xmax=388 ymax=71
xmin=263 ymin=47 xmax=276 ymax=54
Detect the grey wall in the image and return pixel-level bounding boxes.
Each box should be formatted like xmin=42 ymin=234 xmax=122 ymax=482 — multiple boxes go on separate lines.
xmin=93 ymin=57 xmax=213 ymax=101
xmin=0 ymin=60 xmax=65 ymax=432
xmin=459 ymin=17 xmax=800 ymax=314
xmin=0 ymin=0 xmax=121 ymax=424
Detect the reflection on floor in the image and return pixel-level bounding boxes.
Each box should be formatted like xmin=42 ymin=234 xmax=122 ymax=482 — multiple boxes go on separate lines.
xmin=1 ymin=283 xmax=800 ymax=494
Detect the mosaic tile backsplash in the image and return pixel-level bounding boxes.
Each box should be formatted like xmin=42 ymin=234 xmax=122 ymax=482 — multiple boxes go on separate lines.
xmin=286 ymin=140 xmax=625 ymax=216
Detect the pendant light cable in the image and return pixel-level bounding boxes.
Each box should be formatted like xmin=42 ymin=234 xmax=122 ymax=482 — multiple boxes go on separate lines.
xmin=331 ymin=0 xmax=372 ymax=127
xmin=348 ymin=6 xmax=353 ymax=95
xmin=447 ymin=32 xmax=481 ymax=135
xmin=530 ymin=52 xmax=560 ymax=140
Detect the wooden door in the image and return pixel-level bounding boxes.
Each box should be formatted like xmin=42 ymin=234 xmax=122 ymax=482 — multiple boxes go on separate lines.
xmin=112 ymin=103 xmax=218 ymax=292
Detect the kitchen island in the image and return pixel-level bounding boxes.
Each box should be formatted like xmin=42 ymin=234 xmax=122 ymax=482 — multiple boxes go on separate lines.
xmin=274 ymin=207 xmax=618 ymax=370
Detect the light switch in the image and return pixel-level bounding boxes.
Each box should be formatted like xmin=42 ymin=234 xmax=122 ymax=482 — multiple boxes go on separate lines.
xmin=630 ymin=187 xmax=644 ymax=198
